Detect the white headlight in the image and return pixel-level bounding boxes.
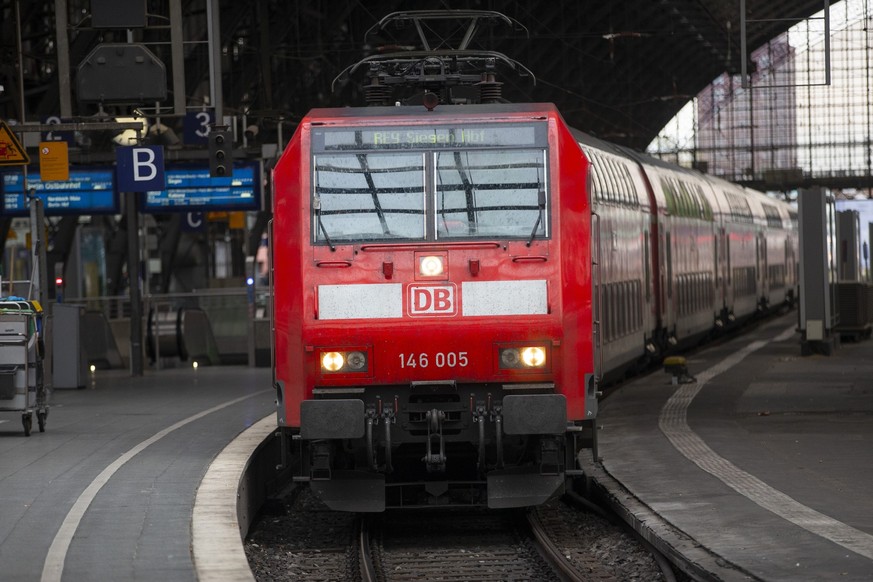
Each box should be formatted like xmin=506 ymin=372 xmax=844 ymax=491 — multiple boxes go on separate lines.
xmin=321 ymin=351 xmax=344 ymax=372
xmin=520 ymin=346 xmax=547 ymax=367
xmin=419 ymin=255 xmax=444 ymax=277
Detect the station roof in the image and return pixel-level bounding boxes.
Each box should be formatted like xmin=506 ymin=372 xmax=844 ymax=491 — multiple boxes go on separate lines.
xmin=290 ymin=0 xmax=835 ymax=151
xmin=2 ymin=1 xmax=837 ymax=153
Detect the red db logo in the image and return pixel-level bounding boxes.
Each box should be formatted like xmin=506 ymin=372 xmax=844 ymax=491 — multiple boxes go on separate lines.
xmin=408 ymin=284 xmax=457 ymax=316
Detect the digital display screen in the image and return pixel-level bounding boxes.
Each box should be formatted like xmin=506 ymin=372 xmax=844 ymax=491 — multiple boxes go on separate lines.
xmin=1 ymin=167 xmax=118 ymax=216
xmin=316 ymin=124 xmax=543 ymax=151
xmin=142 ymin=161 xmax=261 ymax=212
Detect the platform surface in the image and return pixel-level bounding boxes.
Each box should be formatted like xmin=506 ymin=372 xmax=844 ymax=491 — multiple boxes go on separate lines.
xmin=594 ymin=313 xmax=873 ymax=581
xmin=0 ymin=365 xmax=273 ymax=582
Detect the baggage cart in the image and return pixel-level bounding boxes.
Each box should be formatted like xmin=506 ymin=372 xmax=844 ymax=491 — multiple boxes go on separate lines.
xmin=0 ymin=301 xmax=47 ymax=436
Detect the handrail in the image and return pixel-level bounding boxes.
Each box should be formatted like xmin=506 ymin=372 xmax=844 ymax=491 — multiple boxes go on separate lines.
xmin=593 ymin=211 xmax=604 ymax=383
xmin=360 ymin=242 xmax=501 ymax=252
xmin=512 ymin=255 xmax=548 ymax=263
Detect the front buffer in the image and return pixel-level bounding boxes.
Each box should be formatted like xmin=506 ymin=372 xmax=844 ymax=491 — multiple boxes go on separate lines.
xmin=296 ymin=387 xmax=574 ymax=512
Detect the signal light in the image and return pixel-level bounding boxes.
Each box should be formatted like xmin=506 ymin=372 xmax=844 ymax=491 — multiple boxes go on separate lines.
xmin=208 ymin=129 xmax=233 ymax=177
xmin=55 ymin=276 xmax=64 ymax=303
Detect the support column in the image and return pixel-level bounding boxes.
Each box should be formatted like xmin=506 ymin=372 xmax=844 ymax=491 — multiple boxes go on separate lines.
xmin=798 ymin=187 xmax=839 ymax=355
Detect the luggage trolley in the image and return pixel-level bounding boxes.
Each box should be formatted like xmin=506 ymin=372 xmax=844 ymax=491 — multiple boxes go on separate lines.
xmin=0 ymin=301 xmax=47 ymax=436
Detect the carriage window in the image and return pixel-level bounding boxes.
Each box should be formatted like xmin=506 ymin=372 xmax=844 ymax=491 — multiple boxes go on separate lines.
xmin=435 ymin=149 xmax=547 ymax=239
xmin=313 ymin=153 xmax=425 ymax=242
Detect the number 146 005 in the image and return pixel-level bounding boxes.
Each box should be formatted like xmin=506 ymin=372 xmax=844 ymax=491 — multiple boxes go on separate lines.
xmin=398 ymin=352 xmax=469 ymax=369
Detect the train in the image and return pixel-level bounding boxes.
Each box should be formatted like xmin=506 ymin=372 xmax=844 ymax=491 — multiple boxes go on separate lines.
xmin=269 ymin=99 xmax=797 ymax=512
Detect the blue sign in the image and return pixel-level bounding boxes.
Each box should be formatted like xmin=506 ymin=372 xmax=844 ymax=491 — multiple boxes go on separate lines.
xmin=1 ymin=167 xmax=118 ymax=216
xmin=117 ymin=145 xmax=166 ymax=192
xmin=142 ymin=162 xmax=261 ymax=212
xmin=183 ymin=110 xmax=215 ymax=145
xmin=182 ymin=211 xmax=206 ymax=231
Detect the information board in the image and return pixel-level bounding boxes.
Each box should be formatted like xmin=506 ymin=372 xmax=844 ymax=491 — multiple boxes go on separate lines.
xmin=1 ymin=166 xmax=118 ymax=216
xmin=142 ymin=161 xmax=261 ymax=212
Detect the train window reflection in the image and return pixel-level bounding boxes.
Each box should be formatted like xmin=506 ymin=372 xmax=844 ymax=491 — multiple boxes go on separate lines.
xmin=435 ymin=150 xmax=547 ymax=239
xmin=313 ymin=153 xmax=425 ymax=242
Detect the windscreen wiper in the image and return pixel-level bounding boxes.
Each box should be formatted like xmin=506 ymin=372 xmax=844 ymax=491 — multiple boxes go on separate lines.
xmin=313 ymin=195 xmax=335 ymax=251
xmin=526 ymin=187 xmax=546 ymax=247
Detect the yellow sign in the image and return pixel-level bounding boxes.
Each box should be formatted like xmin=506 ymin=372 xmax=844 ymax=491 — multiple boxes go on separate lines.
xmin=0 ymin=120 xmax=30 ymax=166
xmin=229 ymin=211 xmax=246 ymax=229
xmin=39 ymin=141 xmax=70 ymax=181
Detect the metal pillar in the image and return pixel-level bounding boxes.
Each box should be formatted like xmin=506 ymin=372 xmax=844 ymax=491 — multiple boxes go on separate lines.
xmin=169 ymin=0 xmax=186 ymax=116
xmin=206 ymin=0 xmax=223 ymax=120
xmin=55 ymin=0 xmax=73 ymax=117
xmin=126 ymin=192 xmax=144 ymax=375
xmin=798 ymin=187 xmax=838 ymax=355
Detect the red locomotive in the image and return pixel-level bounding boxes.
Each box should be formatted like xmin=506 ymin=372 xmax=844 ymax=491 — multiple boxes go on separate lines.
xmin=270 ymin=12 xmax=797 ymax=511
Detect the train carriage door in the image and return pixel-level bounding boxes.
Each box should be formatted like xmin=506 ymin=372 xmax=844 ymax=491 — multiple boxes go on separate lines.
xmin=664 ymin=230 xmax=673 ymax=327
xmin=725 ymin=230 xmax=733 ymax=311
xmin=717 ymin=227 xmax=726 ymax=309
xmin=757 ymin=232 xmax=768 ymax=307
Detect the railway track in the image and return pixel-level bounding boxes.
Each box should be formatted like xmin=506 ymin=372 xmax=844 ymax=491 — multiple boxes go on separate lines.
xmin=360 ymin=508 xmax=559 ymax=581
xmin=247 ymin=484 xmax=673 ymax=581
xmin=353 ymin=497 xmax=669 ymax=582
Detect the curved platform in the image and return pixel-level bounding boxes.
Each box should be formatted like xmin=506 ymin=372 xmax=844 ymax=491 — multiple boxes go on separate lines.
xmin=588 ymin=312 xmax=873 ymax=581
xmin=0 ymin=365 xmax=273 ymax=582
xmin=3 ymin=313 xmax=871 ymax=582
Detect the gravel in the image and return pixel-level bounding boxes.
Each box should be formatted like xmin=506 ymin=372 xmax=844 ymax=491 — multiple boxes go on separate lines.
xmin=245 ymin=486 xmax=675 ymax=581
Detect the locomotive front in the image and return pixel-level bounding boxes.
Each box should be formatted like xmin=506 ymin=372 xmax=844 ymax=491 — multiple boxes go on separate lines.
xmin=272 ymin=103 xmax=595 ymax=511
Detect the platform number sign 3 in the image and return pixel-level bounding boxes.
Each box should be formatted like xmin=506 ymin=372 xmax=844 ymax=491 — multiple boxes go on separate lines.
xmin=183 ymin=110 xmax=215 ymax=145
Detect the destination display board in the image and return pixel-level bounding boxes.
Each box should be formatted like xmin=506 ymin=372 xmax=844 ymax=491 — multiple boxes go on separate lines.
xmin=314 ymin=123 xmax=545 ymax=152
xmin=142 ymin=161 xmax=261 ymax=212
xmin=1 ymin=166 xmax=118 ymax=216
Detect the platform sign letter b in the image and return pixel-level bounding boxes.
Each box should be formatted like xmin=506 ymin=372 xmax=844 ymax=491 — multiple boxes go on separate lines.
xmin=117 ymin=145 xmax=166 ymax=192
xmin=133 ymin=148 xmax=157 ymax=181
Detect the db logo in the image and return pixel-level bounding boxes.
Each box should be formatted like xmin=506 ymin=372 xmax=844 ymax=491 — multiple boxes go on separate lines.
xmin=408 ymin=284 xmax=457 ymax=316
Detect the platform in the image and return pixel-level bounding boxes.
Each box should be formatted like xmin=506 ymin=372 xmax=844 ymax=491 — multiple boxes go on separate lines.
xmin=0 ymin=365 xmax=273 ymax=582
xmin=588 ymin=312 xmax=873 ymax=581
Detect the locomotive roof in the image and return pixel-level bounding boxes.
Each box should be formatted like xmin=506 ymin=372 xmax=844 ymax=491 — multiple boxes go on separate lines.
xmin=304 ymin=102 xmax=561 ymax=120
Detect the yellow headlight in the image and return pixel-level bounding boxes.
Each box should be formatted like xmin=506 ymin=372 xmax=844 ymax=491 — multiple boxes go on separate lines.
xmin=321 ymin=351 xmax=344 ymax=372
xmin=520 ymin=346 xmax=546 ymax=367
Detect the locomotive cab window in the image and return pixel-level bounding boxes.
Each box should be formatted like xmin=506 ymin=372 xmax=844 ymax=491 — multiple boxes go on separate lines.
xmin=313 ymin=153 xmax=426 ymax=242
xmin=311 ymin=123 xmax=549 ymax=243
xmin=436 ymin=149 xmax=546 ymax=239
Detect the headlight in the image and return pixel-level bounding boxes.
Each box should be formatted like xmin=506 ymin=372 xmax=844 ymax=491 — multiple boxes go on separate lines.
xmin=345 ymin=351 xmax=367 ymax=371
xmin=321 ymin=351 xmax=344 ymax=372
xmin=520 ymin=346 xmax=546 ymax=367
xmin=499 ymin=345 xmax=548 ymax=369
xmin=419 ymin=255 xmax=444 ymax=277
xmin=500 ymin=349 xmax=520 ymax=368
xmin=320 ymin=349 xmax=369 ymax=374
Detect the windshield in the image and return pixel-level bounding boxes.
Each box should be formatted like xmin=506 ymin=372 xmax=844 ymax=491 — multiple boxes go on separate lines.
xmin=311 ymin=123 xmax=549 ymax=244
xmin=314 ymin=153 xmax=425 ymax=242
xmin=435 ymin=149 xmax=545 ymax=239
